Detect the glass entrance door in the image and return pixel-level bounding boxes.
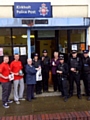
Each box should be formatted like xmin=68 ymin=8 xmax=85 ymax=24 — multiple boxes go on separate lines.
xmin=36 ymin=39 xmax=56 ymax=58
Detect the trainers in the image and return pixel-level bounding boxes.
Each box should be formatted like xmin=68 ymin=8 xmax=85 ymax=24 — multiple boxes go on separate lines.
xmin=7 ymin=100 xmax=13 ymax=104
xmin=15 ymin=101 xmax=20 ymax=104
xmin=19 ymin=98 xmax=25 ymax=101
xmin=3 ymin=103 xmax=9 ymax=108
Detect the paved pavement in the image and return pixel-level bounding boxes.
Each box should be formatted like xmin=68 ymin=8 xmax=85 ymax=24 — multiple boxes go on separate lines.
xmin=0 ymin=81 xmax=87 ymax=117
xmin=0 ymin=94 xmax=90 ymax=117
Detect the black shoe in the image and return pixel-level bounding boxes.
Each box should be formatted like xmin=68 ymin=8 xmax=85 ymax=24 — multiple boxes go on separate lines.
xmin=87 ymin=96 xmax=90 ymax=101
xmin=68 ymin=94 xmax=73 ymax=98
xmin=54 ymin=90 xmax=57 ymax=92
xmin=43 ymin=90 xmax=48 ymax=93
xmin=36 ymin=92 xmax=40 ymax=95
xmin=32 ymin=97 xmax=36 ymax=100
xmin=64 ymin=97 xmax=68 ymax=102
xmin=78 ymin=95 xmax=82 ymax=99
xmin=26 ymin=99 xmax=31 ymax=102
xmin=60 ymin=95 xmax=64 ymax=98
xmin=39 ymin=91 xmax=42 ymax=94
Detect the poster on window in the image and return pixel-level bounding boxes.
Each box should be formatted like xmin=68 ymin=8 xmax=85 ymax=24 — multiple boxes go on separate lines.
xmin=20 ymin=47 xmax=26 ymax=55
xmin=80 ymin=44 xmax=85 ymax=51
xmin=13 ymin=47 xmax=19 ymax=54
xmin=31 ymin=45 xmax=35 ymax=53
xmin=71 ymin=44 xmax=77 ymax=50
xmin=0 ymin=48 xmax=3 ymax=56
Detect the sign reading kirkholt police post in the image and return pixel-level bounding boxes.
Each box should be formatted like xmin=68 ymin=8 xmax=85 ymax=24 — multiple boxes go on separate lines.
xmin=14 ymin=2 xmax=51 ymax=18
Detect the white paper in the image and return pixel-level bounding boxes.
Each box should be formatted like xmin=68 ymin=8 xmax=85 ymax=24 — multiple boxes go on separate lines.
xmin=9 ymin=74 xmax=14 ymax=81
xmin=62 ymin=48 xmax=65 ymax=53
xmin=71 ymin=44 xmax=77 ymax=50
xmin=36 ymin=69 xmax=42 ymax=81
xmin=20 ymin=47 xmax=26 ymax=55
xmin=13 ymin=47 xmax=19 ymax=54
xmin=0 ymin=48 xmax=3 ymax=56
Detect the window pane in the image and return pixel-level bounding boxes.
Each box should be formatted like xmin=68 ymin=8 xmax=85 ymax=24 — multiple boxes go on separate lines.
xmin=59 ymin=30 xmax=68 ymax=53
xmin=0 ymin=28 xmax=11 ymax=45
xmin=12 ymin=28 xmax=27 ymax=45
xmin=71 ymin=29 xmax=85 ymax=51
xmin=3 ymin=47 xmax=12 ymax=55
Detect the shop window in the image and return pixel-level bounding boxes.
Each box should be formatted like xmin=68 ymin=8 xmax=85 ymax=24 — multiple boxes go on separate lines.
xmin=3 ymin=47 xmax=12 ymax=56
xmin=0 ymin=28 xmax=11 ymax=45
xmin=12 ymin=28 xmax=27 ymax=45
xmin=12 ymin=28 xmax=35 ymax=55
xmin=70 ymin=29 xmax=85 ymax=52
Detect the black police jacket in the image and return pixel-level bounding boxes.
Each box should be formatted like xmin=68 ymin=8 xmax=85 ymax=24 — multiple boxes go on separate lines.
xmin=68 ymin=57 xmax=82 ymax=72
xmin=41 ymin=56 xmax=50 ymax=71
xmin=32 ymin=59 xmax=41 ymax=68
xmin=57 ymin=63 xmax=68 ymax=78
xmin=82 ymin=56 xmax=90 ymax=73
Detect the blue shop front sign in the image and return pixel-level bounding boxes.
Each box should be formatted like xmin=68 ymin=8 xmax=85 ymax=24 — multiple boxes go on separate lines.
xmin=14 ymin=2 xmax=52 ymax=18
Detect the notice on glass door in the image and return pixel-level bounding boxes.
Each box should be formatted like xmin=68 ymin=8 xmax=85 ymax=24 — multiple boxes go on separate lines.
xmin=20 ymin=47 xmax=26 ymax=55
xmin=13 ymin=47 xmax=19 ymax=54
xmin=71 ymin=44 xmax=77 ymax=50
xmin=0 ymin=48 xmax=3 ymax=56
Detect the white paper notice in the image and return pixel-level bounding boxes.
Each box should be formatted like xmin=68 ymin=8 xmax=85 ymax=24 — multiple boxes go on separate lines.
xmin=0 ymin=48 xmax=3 ymax=56
xmin=20 ymin=47 xmax=26 ymax=55
xmin=71 ymin=44 xmax=77 ymax=50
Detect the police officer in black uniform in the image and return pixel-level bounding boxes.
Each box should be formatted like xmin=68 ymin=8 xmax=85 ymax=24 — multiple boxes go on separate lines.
xmin=56 ymin=54 xmax=68 ymax=102
xmin=68 ymin=50 xmax=82 ymax=99
xmin=82 ymin=50 xmax=90 ymax=100
xmin=32 ymin=53 xmax=42 ymax=94
xmin=41 ymin=50 xmax=50 ymax=92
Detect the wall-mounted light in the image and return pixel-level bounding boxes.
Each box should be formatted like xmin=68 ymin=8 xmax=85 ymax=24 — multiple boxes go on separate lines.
xmin=12 ymin=36 xmax=16 ymax=39
xmin=7 ymin=36 xmax=16 ymax=39
xmin=21 ymin=35 xmax=35 ymax=38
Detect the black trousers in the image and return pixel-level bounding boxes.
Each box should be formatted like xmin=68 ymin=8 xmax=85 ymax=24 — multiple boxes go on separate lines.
xmin=42 ymin=70 xmax=49 ymax=91
xmin=1 ymin=82 xmax=11 ymax=104
xmin=36 ymin=81 xmax=42 ymax=93
xmin=69 ymin=73 xmax=81 ymax=96
xmin=83 ymin=73 xmax=90 ymax=96
xmin=27 ymin=84 xmax=34 ymax=100
xmin=52 ymin=74 xmax=60 ymax=91
xmin=58 ymin=77 xmax=68 ymax=97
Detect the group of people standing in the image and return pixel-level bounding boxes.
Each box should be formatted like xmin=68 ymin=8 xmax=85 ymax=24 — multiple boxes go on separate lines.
xmin=0 ymin=54 xmax=25 ymax=108
xmin=51 ymin=49 xmax=90 ymax=102
xmin=0 ymin=49 xmax=90 ymax=108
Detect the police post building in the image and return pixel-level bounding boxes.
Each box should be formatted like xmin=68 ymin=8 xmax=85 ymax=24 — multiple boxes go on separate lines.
xmin=0 ymin=0 xmax=90 ymax=62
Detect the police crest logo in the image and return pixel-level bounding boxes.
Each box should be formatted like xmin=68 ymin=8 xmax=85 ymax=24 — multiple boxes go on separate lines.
xmin=39 ymin=3 xmax=49 ymax=16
